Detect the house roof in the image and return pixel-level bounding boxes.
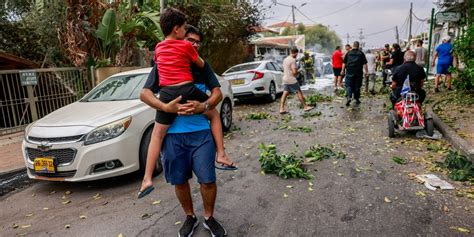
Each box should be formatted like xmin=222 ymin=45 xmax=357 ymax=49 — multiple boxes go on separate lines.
xmin=0 ymin=52 xmax=39 ymax=70
xmin=250 ymin=25 xmax=279 ymax=34
xmin=267 ymin=21 xmax=294 ymax=28
xmin=251 ymin=35 xmax=305 ymax=48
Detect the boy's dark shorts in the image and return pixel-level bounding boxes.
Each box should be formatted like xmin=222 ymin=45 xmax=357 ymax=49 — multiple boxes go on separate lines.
xmin=161 ymin=129 xmax=216 ymax=185
xmin=156 ymin=83 xmax=209 ymax=125
xmin=283 ymin=83 xmax=301 ymax=94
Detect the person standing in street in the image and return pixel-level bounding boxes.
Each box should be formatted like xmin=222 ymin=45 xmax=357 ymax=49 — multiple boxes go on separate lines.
xmin=332 ymin=46 xmax=344 ymax=91
xmin=280 ymin=47 xmax=314 ymax=114
xmin=380 ymin=44 xmax=391 ymax=86
xmin=386 ymin=43 xmax=404 ymax=69
xmin=302 ymin=52 xmax=314 ymax=82
xmin=432 ymin=36 xmax=454 ymax=92
xmin=341 ymin=41 xmax=368 ymax=106
xmin=364 ymin=49 xmax=377 ymax=94
xmin=140 ymin=25 xmax=229 ymax=237
xmin=415 ymin=39 xmax=428 ymax=67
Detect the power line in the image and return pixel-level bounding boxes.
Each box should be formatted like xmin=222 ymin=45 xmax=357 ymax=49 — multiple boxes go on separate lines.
xmin=412 ymin=12 xmax=428 ymax=22
xmin=292 ymin=0 xmax=361 ymax=21
xmin=294 ymin=7 xmax=317 ymax=24
xmin=364 ymin=26 xmax=396 ymax=37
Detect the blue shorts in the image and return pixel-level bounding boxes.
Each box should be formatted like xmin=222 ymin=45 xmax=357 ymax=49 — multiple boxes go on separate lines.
xmin=437 ymin=62 xmax=452 ymax=75
xmin=161 ymin=129 xmax=216 ymax=185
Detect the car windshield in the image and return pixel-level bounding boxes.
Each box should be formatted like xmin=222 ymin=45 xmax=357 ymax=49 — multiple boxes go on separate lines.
xmin=224 ymin=63 xmax=261 ymax=74
xmin=81 ymin=73 xmax=148 ymax=102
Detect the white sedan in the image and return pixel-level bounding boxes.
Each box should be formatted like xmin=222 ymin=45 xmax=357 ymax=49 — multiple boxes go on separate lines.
xmin=22 ymin=68 xmax=233 ymax=181
xmin=222 ymin=60 xmax=284 ymax=102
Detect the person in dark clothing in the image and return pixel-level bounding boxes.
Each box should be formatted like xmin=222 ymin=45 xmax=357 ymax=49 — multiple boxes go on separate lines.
xmin=341 ymin=41 xmax=368 ymax=106
xmin=387 ymin=43 xmax=404 ymax=69
xmin=390 ymin=50 xmax=426 ymax=106
xmin=380 ymin=44 xmax=391 ymax=85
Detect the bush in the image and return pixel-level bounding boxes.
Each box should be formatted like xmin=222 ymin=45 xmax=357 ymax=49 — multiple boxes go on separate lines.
xmin=453 ymin=24 xmax=474 ymax=91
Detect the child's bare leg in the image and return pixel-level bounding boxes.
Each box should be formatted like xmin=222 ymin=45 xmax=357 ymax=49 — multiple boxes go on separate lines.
xmin=140 ymin=122 xmax=169 ymax=191
xmin=205 ymin=109 xmax=235 ymax=166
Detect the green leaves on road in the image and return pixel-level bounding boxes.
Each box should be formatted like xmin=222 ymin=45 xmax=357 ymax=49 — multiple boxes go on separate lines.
xmin=304 ymin=145 xmax=346 ymax=162
xmin=247 ymin=112 xmax=271 ymax=120
xmin=305 ymin=93 xmax=333 ymax=106
xmin=258 ymin=144 xmax=313 ymax=180
xmin=392 ymin=156 xmax=407 ymax=165
xmin=436 ymin=150 xmax=474 ymax=182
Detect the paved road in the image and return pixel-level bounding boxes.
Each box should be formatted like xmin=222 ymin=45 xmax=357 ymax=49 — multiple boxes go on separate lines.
xmin=1 ymin=78 xmax=473 ymax=236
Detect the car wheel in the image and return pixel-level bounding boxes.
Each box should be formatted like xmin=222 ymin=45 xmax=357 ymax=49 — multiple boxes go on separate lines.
xmin=138 ymin=127 xmax=163 ymax=176
xmin=264 ymin=81 xmax=276 ymax=102
xmin=220 ymin=98 xmax=232 ymax=132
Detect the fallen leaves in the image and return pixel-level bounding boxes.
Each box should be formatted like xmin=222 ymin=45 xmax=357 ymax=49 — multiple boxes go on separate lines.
xmin=174 ymin=221 xmax=181 ymax=225
xmin=283 ymin=193 xmax=289 ymax=198
xmin=62 ymin=200 xmax=71 ymax=205
xmin=415 ymin=191 xmax=426 ymax=197
xmin=25 ymin=214 xmax=33 ymax=217
xmin=12 ymin=224 xmax=19 ymax=229
xmin=450 ymin=226 xmax=470 ymax=233
xmin=64 ymin=224 xmax=71 ymax=229
xmin=152 ymin=200 xmax=161 ymax=205
xmin=384 ymin=197 xmax=392 ymax=203
xmin=79 ymin=215 xmax=87 ymax=219
xmin=92 ymin=193 xmax=102 ymax=200
xmin=21 ymin=225 xmax=31 ymax=229
xmin=392 ymin=156 xmax=407 ymax=165
xmin=141 ymin=213 xmax=151 ymax=220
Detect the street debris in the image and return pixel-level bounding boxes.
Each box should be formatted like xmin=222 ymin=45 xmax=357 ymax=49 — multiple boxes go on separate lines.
xmin=416 ymin=174 xmax=454 ymax=190
xmin=152 ymin=200 xmax=161 ymax=205
xmin=304 ymin=145 xmax=346 ymax=162
xmin=62 ymin=200 xmax=72 ymax=205
xmin=258 ymin=144 xmax=313 ymax=180
xmin=79 ymin=215 xmax=87 ymax=219
xmin=92 ymin=193 xmax=102 ymax=200
xmin=174 ymin=221 xmax=181 ymax=225
xmin=392 ymin=156 xmax=407 ymax=165
xmin=12 ymin=224 xmax=19 ymax=229
xmin=384 ymin=197 xmax=391 ymax=203
xmin=450 ymin=226 xmax=470 ymax=233
xmin=436 ymin=150 xmax=473 ymax=182
xmin=283 ymin=193 xmax=289 ymax=198
xmin=247 ymin=112 xmax=271 ymax=120
xmin=416 ymin=130 xmax=443 ymax=140
xmin=64 ymin=224 xmax=71 ymax=229
xmin=288 ymin=126 xmax=313 ymax=133
xmin=301 ymin=111 xmax=322 ymax=118
xmin=305 ymin=93 xmax=333 ymax=106
xmin=141 ymin=213 xmax=151 ymax=220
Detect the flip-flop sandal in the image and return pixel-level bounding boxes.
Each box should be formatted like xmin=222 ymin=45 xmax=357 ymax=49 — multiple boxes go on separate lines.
xmin=215 ymin=163 xmax=238 ymax=171
xmin=137 ymin=186 xmax=155 ymax=199
xmin=304 ymin=107 xmax=314 ymax=112
xmin=279 ymin=111 xmax=289 ymax=115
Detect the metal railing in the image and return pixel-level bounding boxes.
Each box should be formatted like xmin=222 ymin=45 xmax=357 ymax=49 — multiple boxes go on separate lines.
xmin=0 ymin=67 xmax=92 ymax=135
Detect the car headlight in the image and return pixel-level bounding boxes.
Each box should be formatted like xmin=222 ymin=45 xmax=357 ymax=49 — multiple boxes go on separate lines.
xmin=84 ymin=117 xmax=132 ymax=145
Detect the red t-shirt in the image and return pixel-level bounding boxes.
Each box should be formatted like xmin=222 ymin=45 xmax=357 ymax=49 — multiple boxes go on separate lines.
xmin=154 ymin=39 xmax=199 ymax=86
xmin=332 ymin=50 xmax=343 ymax=69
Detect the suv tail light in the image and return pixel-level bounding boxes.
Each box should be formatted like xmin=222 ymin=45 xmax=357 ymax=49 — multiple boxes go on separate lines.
xmin=249 ymin=70 xmax=264 ymax=80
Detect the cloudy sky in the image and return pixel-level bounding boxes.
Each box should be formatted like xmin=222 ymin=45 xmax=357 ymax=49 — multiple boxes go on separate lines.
xmin=259 ymin=0 xmax=435 ymax=48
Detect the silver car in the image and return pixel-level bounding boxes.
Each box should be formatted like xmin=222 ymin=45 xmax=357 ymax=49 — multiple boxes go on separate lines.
xmin=22 ymin=68 xmax=233 ymax=181
xmin=222 ymin=61 xmax=284 ymax=102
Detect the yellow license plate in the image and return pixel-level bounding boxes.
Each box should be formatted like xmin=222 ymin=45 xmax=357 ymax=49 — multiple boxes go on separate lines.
xmin=231 ymin=79 xmax=245 ymax=85
xmin=34 ymin=157 xmax=55 ymax=173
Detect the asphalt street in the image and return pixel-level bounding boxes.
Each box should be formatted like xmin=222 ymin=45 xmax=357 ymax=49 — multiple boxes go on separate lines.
xmin=1 ymin=77 xmax=473 ymax=236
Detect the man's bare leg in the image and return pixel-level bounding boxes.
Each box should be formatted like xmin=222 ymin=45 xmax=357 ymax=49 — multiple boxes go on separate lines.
xmin=279 ymin=91 xmax=290 ymax=113
xmin=434 ymin=74 xmax=440 ymax=91
xmin=204 ymin=109 xmax=235 ymax=166
xmin=175 ymin=181 xmax=195 ymax=216
xmin=200 ymin=182 xmax=217 ymax=218
xmin=296 ymin=90 xmax=313 ymax=111
xmin=447 ymin=74 xmax=452 ymax=89
xmin=139 ymin=122 xmax=168 ymax=192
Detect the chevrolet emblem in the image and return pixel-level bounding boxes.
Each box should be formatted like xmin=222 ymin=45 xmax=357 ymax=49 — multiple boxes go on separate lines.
xmin=38 ymin=141 xmax=51 ymax=151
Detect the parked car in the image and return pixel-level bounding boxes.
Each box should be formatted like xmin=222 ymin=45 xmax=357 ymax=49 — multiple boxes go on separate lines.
xmin=222 ymin=60 xmax=284 ymax=102
xmin=22 ymin=68 xmax=234 ymax=181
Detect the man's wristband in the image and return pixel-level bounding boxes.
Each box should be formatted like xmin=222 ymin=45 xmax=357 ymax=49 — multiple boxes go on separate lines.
xmin=203 ymin=101 xmax=210 ymax=113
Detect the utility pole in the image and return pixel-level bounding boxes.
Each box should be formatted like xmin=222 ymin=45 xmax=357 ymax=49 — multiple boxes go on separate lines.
xmin=160 ymin=0 xmax=164 ymax=13
xmin=408 ymin=2 xmax=413 ymax=43
xmin=395 ymin=25 xmax=400 ymax=44
xmin=358 ymin=28 xmax=364 ymax=48
xmin=346 ymin=33 xmax=350 ymax=45
xmin=426 ymin=8 xmax=435 ymax=74
xmin=292 ymin=5 xmax=296 ymax=36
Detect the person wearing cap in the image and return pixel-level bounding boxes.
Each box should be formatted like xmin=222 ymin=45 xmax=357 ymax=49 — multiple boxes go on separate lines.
xmin=432 ymin=36 xmax=454 ymax=92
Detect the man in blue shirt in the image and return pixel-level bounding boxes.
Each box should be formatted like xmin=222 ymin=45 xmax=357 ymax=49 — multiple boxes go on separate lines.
xmin=140 ymin=25 xmax=228 ymax=237
xmin=432 ymin=36 xmax=454 ymax=92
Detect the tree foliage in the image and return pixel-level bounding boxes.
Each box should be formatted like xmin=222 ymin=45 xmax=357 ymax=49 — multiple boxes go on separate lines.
xmin=282 ymin=24 xmax=342 ymax=54
xmin=168 ymin=0 xmax=263 ymax=74
xmin=0 ymin=0 xmax=69 ymax=66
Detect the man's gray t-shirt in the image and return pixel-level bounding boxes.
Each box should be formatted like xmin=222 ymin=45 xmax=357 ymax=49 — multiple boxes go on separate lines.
xmin=415 ymin=47 xmax=427 ymax=66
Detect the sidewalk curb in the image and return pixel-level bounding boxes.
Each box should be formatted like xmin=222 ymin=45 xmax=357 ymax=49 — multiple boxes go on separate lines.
xmin=431 ymin=110 xmax=474 ymax=161
xmin=0 ymin=167 xmax=26 ymax=180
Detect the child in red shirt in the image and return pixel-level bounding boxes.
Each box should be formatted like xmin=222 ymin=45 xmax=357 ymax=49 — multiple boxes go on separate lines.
xmin=139 ymin=8 xmax=236 ymax=197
